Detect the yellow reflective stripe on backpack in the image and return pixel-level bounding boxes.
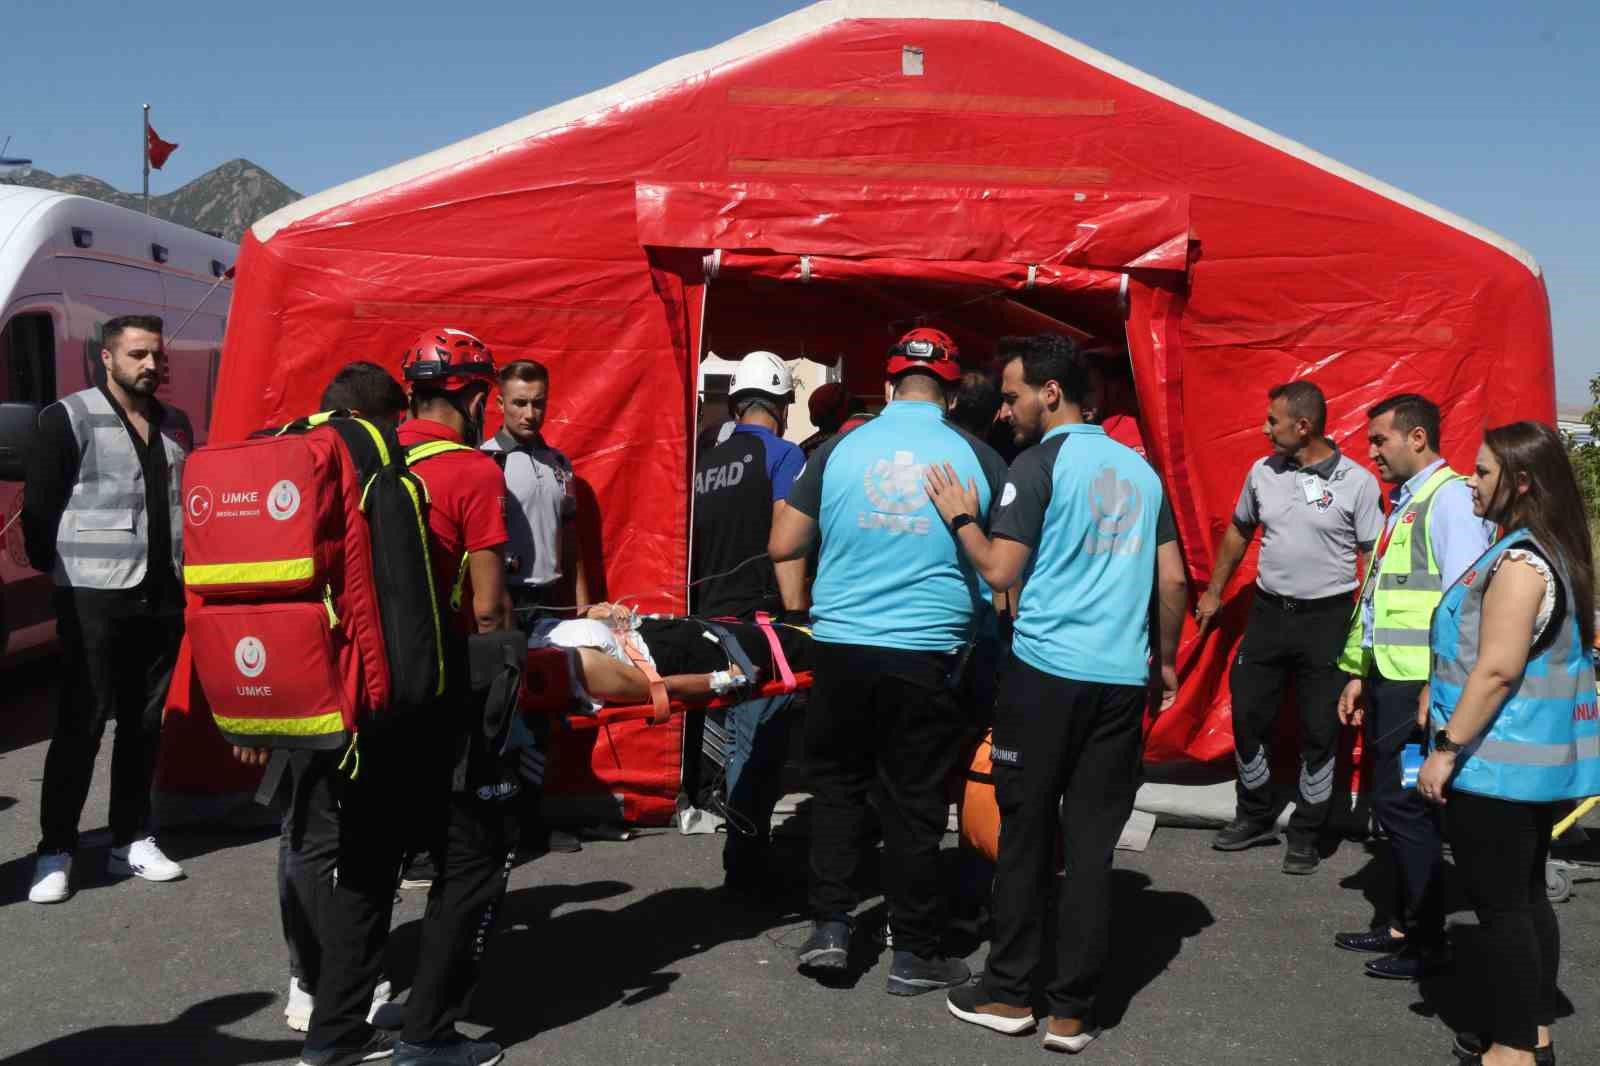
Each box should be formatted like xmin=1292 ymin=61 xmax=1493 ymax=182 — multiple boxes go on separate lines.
xmin=351 ymin=416 xmax=391 ymax=465
xmin=184 ymin=558 xmax=316 ymax=586
xmin=213 ymin=711 xmax=345 ymax=737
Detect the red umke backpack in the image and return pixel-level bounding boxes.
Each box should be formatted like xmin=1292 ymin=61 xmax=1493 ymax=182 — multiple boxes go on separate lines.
xmin=182 ymin=413 xmax=445 ymax=750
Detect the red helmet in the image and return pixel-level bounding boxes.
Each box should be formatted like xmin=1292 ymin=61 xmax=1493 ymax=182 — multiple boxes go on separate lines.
xmin=886 ymin=327 xmax=961 ymax=383
xmin=401 ymin=327 xmax=497 ymax=393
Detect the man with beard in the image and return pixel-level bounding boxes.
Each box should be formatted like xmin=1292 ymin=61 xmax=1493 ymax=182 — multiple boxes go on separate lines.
xmin=928 ymin=334 xmax=1184 ymax=1052
xmin=24 ymin=315 xmax=193 ymax=903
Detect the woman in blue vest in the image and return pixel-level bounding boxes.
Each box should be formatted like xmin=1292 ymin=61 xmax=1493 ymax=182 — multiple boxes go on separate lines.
xmin=1418 ymin=421 xmax=1597 ymax=1066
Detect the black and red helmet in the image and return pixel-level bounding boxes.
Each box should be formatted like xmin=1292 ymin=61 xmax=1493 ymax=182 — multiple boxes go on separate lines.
xmin=886 ymin=327 xmax=961 ymax=383
xmin=400 ymin=327 xmax=497 ymax=394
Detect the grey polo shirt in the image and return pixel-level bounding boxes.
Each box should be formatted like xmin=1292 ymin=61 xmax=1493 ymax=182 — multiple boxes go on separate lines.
xmin=1232 ymin=446 xmax=1381 ymax=600
xmin=482 ymin=429 xmax=577 ymax=588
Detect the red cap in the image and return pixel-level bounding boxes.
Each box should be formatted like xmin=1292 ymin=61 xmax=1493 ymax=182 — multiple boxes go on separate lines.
xmin=886 ymin=327 xmax=961 ymax=383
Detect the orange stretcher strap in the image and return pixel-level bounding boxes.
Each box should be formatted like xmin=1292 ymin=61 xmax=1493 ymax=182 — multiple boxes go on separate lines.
xmin=554 ymin=672 xmax=814 ymax=733
xmin=618 ymin=628 xmax=671 ymax=724
xmin=754 ymin=611 xmax=798 ymax=694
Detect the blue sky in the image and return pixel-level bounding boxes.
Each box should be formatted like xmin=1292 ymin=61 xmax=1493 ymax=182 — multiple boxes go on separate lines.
xmin=6 ymin=1 xmax=1595 ymax=403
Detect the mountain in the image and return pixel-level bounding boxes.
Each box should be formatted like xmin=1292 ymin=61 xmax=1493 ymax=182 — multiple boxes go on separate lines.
xmin=1 ymin=158 xmax=302 ymax=243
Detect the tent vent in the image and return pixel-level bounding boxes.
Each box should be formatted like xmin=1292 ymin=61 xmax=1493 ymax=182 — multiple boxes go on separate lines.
xmin=901 ymin=46 xmax=924 ymax=76
xmin=1026 ymin=265 xmax=1037 ymax=291
xmin=799 ymin=255 xmax=812 ymax=283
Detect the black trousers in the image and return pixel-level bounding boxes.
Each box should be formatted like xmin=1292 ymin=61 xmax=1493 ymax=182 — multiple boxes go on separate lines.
xmin=1364 ymin=672 xmax=1446 ymax=944
xmin=305 ymin=725 xmax=519 ymax=1052
xmin=39 ymin=588 xmax=183 ymax=853
xmin=1446 ymin=791 xmax=1561 ymax=1052
xmin=278 ymin=750 xmax=344 ymax=991
xmin=981 ymin=654 xmax=1145 ymax=1020
xmin=804 ymin=640 xmax=967 ymax=960
xmin=1229 ymin=595 xmax=1348 ymax=844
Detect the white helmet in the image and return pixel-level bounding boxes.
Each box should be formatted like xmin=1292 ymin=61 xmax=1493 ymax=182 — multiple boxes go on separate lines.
xmin=729 ymin=350 xmax=794 ymax=402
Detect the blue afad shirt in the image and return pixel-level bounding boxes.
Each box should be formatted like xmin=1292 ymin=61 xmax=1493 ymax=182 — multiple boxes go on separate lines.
xmin=993 ymin=423 xmax=1164 ymax=686
xmin=786 ymin=401 xmax=1007 ymax=652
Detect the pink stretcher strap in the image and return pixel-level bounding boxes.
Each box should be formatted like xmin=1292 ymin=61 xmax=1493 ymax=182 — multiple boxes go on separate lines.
xmin=754 ymin=611 xmax=798 ymax=694
xmin=618 ymin=629 xmax=671 ymax=724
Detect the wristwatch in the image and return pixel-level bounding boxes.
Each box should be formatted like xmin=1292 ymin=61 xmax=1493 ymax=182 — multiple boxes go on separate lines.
xmin=949 ymin=513 xmax=977 ymax=534
xmin=1433 ymin=729 xmax=1465 ymax=754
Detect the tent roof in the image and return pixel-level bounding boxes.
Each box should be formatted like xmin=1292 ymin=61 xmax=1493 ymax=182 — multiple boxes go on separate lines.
xmin=255 ymin=0 xmax=1537 ymax=277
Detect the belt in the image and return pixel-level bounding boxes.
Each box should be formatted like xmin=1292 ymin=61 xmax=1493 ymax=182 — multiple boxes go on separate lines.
xmin=1254 ymin=588 xmax=1351 ymax=613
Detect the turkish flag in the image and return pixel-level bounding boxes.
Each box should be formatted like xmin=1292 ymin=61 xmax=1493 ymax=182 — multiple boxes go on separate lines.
xmin=146 ymin=124 xmax=178 ymax=170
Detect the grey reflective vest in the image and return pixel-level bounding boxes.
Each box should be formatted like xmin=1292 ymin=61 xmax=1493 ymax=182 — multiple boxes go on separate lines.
xmin=1429 ymin=530 xmax=1600 ymax=803
xmin=53 ymin=387 xmax=190 ymax=590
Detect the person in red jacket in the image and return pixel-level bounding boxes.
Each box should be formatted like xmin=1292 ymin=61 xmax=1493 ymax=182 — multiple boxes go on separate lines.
xmin=300 ymin=329 xmax=516 ymax=1066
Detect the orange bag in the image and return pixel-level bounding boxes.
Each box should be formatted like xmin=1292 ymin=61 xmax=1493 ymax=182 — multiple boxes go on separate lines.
xmin=958 ymin=730 xmax=1001 ymax=862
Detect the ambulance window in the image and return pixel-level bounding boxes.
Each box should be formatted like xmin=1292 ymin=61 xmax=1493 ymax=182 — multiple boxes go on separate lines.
xmin=2 ymin=313 xmax=57 ymax=405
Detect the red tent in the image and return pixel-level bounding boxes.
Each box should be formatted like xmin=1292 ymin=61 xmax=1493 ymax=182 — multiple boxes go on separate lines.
xmin=174 ymin=0 xmax=1554 ymax=825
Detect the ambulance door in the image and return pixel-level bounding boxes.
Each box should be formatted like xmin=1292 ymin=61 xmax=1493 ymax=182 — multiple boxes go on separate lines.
xmin=0 ymin=301 xmax=64 ymax=653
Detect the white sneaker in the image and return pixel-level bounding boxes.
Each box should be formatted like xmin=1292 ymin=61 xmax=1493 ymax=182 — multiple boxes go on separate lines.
xmin=1041 ymin=1020 xmax=1101 ymax=1054
xmin=29 ymin=852 xmax=73 ymax=904
xmin=285 ymin=978 xmax=314 ymax=1032
xmin=108 ymin=837 xmax=185 ymax=882
xmin=287 ymin=977 xmax=397 ymax=1032
xmin=368 ymin=979 xmax=405 ymax=1028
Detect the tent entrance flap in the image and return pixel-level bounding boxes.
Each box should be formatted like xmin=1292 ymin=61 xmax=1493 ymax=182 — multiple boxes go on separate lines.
xmin=635 ymin=181 xmax=1191 ymax=273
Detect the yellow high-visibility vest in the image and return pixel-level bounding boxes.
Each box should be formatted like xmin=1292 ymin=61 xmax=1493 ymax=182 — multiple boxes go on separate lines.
xmin=1338 ymin=464 xmax=1462 ymax=681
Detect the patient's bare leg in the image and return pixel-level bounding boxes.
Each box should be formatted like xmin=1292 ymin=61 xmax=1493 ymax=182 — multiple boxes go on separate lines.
xmin=570 ymin=647 xmax=720 ymax=704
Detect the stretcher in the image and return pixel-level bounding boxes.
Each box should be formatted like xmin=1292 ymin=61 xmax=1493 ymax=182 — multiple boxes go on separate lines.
xmin=548 ymin=672 xmax=814 ymax=732
xmin=515 ymin=640 xmax=813 ymax=732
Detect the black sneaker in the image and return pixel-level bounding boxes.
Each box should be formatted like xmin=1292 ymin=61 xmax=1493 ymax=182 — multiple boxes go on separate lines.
xmin=392 ymin=1033 xmax=503 ymax=1066
xmin=1334 ymin=929 xmax=1406 ymax=954
xmin=1453 ymin=1032 xmax=1555 ymax=1064
xmin=298 ymin=1028 xmax=396 ymax=1066
xmin=1212 ymin=818 xmax=1280 ymax=851
xmin=1365 ymin=943 xmax=1452 ymax=980
xmin=1282 ymin=840 xmax=1319 ymax=875
xmin=398 ymin=852 xmax=433 ymax=891
xmin=946 ymin=981 xmax=1037 ymax=1034
xmin=886 ymin=951 xmax=970 ymax=996
xmin=796 ymin=919 xmax=850 ymax=972
xmin=546 ymin=829 xmax=583 ymax=853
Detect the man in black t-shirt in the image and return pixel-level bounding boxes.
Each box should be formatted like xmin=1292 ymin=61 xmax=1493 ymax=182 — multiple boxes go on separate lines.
xmin=692 ymin=351 xmax=807 ymax=619
xmin=690 ymin=351 xmax=808 ymax=892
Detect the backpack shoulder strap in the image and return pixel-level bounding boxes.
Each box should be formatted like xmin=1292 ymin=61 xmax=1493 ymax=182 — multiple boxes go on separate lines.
xmin=405 ymin=440 xmax=475 ymax=466
xmin=403 ymin=439 xmax=482 ymax=612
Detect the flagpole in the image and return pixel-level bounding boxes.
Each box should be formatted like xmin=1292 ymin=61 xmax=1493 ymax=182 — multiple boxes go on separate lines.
xmin=142 ymin=103 xmax=151 ymax=215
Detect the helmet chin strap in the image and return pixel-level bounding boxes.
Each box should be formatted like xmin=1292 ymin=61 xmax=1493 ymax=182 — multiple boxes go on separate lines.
xmin=452 ymin=393 xmax=485 ymax=447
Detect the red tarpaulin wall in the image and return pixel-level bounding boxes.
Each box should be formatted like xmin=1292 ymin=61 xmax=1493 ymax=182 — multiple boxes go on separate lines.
xmin=160 ymin=1 xmax=1555 ymax=824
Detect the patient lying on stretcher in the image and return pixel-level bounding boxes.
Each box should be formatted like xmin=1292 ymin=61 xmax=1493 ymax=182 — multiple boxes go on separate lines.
xmin=529 ymin=604 xmax=814 ymax=711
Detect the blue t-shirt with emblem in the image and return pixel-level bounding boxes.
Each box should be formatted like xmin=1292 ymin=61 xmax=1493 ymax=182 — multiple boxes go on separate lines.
xmin=786 ymin=400 xmax=1008 ymax=652
xmin=992 ymin=423 xmax=1164 ymax=685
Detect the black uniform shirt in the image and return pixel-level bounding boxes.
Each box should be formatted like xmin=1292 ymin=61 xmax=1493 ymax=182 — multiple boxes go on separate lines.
xmin=691 ymin=421 xmax=806 ymax=619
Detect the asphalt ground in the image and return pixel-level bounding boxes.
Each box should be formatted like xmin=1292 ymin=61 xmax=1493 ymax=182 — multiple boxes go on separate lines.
xmin=0 ymin=658 xmax=1596 ymax=1066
